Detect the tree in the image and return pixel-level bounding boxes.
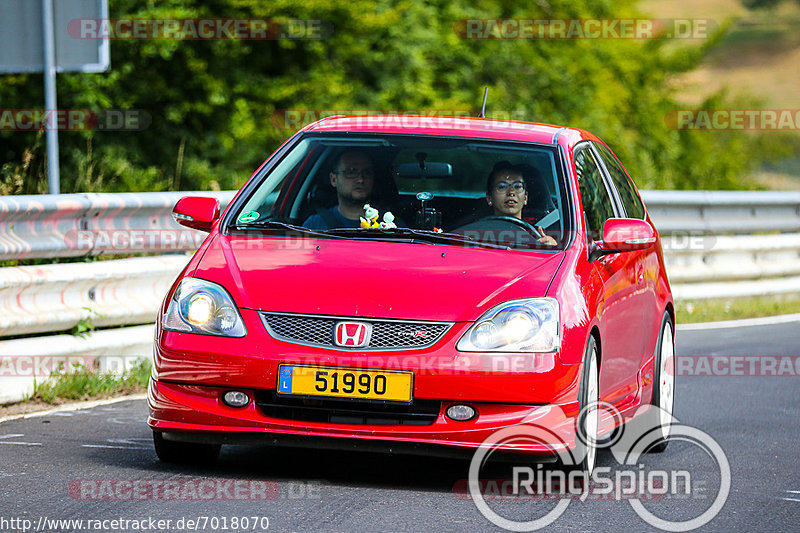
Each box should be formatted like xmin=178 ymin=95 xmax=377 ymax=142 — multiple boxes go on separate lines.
xmin=0 ymin=0 xmax=782 ymax=193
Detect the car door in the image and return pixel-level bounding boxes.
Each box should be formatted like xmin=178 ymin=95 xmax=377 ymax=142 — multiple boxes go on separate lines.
xmin=592 ymin=141 xmax=658 ymax=379
xmin=574 ymin=144 xmax=642 ymax=408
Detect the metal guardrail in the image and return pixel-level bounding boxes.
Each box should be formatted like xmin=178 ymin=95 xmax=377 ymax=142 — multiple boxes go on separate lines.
xmin=0 ymin=324 xmax=154 ymax=405
xmin=0 ymin=191 xmax=236 ymax=260
xmin=0 ymin=189 xmax=799 ymax=404
xmin=0 ymin=254 xmax=189 ymax=336
xmin=642 ymin=190 xmax=800 ymax=233
xmin=2 ymin=190 xmax=798 ymax=259
xmin=641 ymin=191 xmax=800 ymax=299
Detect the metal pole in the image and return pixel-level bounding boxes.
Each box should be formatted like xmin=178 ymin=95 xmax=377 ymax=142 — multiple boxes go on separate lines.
xmin=42 ymin=0 xmax=60 ymax=194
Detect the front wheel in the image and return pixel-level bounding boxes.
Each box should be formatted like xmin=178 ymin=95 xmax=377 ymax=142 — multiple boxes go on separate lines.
xmin=647 ymin=312 xmax=675 ymax=453
xmin=153 ymin=432 xmax=221 ymax=464
xmin=571 ymin=336 xmax=600 ymax=475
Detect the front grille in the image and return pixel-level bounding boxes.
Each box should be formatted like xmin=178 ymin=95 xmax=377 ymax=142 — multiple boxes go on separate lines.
xmin=256 ymin=392 xmax=441 ymax=426
xmin=261 ymin=312 xmax=451 ymax=350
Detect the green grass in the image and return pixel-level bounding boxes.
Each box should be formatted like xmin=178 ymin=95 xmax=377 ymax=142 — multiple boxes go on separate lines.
xmin=30 ymin=358 xmax=151 ymax=404
xmin=676 ymin=293 xmax=800 ymax=323
xmin=0 ymin=253 xmax=159 ymax=269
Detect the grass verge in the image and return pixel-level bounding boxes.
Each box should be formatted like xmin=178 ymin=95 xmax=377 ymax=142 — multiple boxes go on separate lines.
xmin=676 ymin=293 xmax=800 ymax=324
xmin=30 ymin=358 xmax=151 ymax=404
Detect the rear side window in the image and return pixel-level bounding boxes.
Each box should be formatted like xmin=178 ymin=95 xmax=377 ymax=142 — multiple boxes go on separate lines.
xmin=574 ymin=146 xmax=615 ymax=242
xmin=594 ymin=143 xmax=646 ymax=220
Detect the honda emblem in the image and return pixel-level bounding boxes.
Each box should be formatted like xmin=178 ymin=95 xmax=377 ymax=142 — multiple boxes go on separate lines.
xmin=333 ymin=321 xmax=372 ymax=347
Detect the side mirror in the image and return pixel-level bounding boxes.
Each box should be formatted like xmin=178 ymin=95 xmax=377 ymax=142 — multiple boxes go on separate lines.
xmin=172 ymin=196 xmax=220 ymax=232
xmin=590 ymin=218 xmax=656 ymax=260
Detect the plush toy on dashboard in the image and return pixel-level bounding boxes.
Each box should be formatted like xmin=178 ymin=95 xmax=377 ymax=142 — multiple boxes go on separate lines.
xmin=360 ymin=204 xmax=380 ymax=228
xmin=379 ymin=212 xmax=397 ymax=229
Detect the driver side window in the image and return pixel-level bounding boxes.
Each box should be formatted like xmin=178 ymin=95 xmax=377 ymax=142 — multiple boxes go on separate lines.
xmin=574 ymin=146 xmax=615 ymax=243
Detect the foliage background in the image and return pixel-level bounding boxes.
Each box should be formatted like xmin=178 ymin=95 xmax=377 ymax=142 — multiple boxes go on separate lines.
xmin=1 ymin=0 xmax=797 ymax=195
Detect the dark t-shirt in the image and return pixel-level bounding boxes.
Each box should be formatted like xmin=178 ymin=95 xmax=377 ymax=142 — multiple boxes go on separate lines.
xmin=302 ymin=206 xmax=362 ymax=230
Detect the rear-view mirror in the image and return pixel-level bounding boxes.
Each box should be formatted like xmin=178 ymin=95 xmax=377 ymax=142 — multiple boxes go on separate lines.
xmin=396 ymin=162 xmax=453 ymax=178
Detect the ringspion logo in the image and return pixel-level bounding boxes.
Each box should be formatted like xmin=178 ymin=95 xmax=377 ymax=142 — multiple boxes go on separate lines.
xmin=467 ymin=404 xmax=730 ymax=531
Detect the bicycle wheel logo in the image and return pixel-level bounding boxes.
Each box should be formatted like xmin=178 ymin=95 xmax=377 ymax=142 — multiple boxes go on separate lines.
xmin=467 ymin=403 xmax=730 ymax=532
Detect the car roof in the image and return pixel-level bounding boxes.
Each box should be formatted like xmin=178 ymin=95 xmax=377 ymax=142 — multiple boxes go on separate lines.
xmin=301 ymin=115 xmax=600 ymax=147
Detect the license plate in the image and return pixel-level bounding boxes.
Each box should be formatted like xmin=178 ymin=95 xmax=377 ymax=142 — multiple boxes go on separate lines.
xmin=276 ymin=365 xmax=413 ymax=403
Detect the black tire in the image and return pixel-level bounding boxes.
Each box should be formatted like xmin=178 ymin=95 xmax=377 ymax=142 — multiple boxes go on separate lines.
xmin=646 ymin=312 xmax=675 ymax=453
xmin=153 ymin=432 xmax=221 ymax=464
xmin=570 ymin=336 xmax=600 ymax=476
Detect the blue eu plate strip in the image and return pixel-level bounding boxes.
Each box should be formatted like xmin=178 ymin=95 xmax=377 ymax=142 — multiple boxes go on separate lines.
xmin=278 ymin=366 xmax=293 ymax=393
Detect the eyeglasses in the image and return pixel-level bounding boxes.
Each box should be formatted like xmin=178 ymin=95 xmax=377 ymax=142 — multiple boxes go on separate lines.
xmin=494 ymin=181 xmax=526 ymax=193
xmin=333 ymin=167 xmax=375 ymax=179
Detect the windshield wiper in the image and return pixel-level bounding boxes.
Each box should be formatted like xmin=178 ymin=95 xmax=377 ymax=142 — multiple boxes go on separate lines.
xmin=231 ymin=222 xmax=533 ymax=250
xmin=231 ymin=220 xmax=345 ymax=239
xmin=322 ymin=227 xmax=513 ymax=249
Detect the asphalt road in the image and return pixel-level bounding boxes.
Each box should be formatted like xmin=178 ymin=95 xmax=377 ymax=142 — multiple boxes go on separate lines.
xmin=1 ymin=320 xmax=798 ymax=533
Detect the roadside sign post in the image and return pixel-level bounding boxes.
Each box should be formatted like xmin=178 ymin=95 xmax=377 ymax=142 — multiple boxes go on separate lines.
xmin=42 ymin=0 xmax=60 ymax=194
xmin=0 ymin=0 xmax=110 ymax=194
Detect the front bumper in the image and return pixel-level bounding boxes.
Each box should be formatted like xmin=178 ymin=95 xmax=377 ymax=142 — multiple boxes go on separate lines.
xmin=149 ymin=309 xmax=585 ymax=456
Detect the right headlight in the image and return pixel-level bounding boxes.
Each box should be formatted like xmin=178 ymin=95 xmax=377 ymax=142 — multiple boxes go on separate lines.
xmin=162 ymin=277 xmax=246 ymax=337
xmin=456 ymin=298 xmax=559 ymax=352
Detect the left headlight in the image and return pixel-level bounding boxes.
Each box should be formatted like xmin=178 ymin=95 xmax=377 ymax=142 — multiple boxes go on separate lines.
xmin=162 ymin=277 xmax=246 ymax=337
xmin=456 ymin=298 xmax=559 ymax=352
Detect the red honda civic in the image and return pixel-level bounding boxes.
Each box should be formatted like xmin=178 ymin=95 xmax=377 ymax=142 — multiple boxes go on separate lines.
xmin=148 ymin=115 xmax=675 ymax=474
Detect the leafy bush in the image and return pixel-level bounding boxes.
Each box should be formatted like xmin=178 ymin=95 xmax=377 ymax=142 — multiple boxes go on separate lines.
xmin=0 ymin=0 xmax=789 ymax=193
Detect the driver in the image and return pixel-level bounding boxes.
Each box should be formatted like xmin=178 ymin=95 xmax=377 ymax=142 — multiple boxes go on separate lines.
xmin=487 ymin=161 xmax=557 ymax=246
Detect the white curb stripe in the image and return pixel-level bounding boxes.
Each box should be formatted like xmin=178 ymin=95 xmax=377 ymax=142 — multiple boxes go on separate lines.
xmin=0 ymin=393 xmax=147 ymax=424
xmin=677 ymin=313 xmax=800 ymax=331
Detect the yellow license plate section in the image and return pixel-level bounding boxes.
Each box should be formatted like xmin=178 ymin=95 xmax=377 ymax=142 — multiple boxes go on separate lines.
xmin=277 ymin=365 xmax=413 ymax=403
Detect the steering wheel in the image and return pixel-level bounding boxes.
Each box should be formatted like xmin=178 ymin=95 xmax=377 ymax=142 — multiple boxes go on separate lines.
xmin=478 ymin=215 xmax=544 ymax=239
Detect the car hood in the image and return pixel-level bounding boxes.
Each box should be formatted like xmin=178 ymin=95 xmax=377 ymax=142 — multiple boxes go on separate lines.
xmin=193 ymin=235 xmax=564 ymax=322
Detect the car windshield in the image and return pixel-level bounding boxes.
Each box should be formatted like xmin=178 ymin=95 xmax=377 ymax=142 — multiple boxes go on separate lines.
xmin=228 ymin=134 xmax=569 ymax=250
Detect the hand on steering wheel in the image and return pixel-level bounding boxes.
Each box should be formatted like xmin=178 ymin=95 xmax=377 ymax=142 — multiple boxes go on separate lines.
xmin=479 ymin=215 xmax=556 ymax=245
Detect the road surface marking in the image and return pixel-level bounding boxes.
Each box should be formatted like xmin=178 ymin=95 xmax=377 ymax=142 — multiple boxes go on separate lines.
xmin=0 ymin=434 xmax=42 ymax=446
xmin=779 ymin=490 xmax=800 ymax=502
xmin=82 ymin=437 xmax=151 ymax=450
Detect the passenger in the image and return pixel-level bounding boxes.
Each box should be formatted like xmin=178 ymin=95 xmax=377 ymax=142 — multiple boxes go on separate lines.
xmin=487 ymin=161 xmax=557 ymax=246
